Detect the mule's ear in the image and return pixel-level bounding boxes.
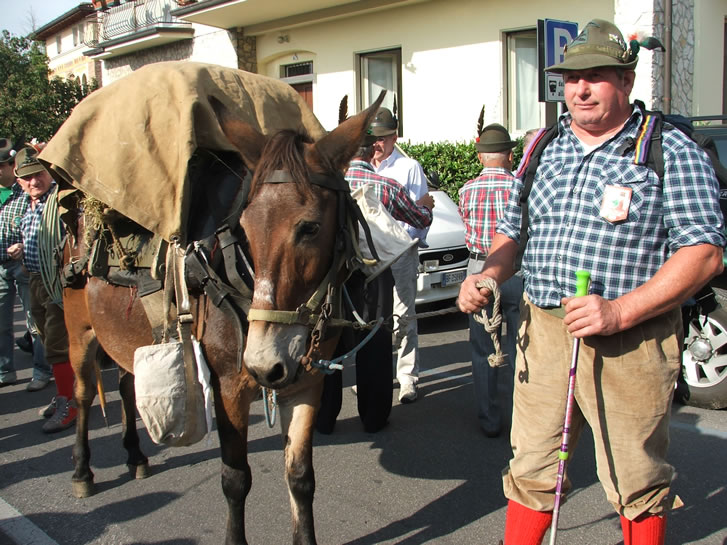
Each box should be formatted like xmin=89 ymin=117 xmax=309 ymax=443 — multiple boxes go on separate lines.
xmin=314 ymin=90 xmax=386 ymax=171
xmin=209 ymin=95 xmax=267 ymax=171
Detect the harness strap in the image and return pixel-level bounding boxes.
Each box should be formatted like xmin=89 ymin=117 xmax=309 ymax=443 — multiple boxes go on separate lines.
xmin=216 ymin=225 xmax=253 ymax=301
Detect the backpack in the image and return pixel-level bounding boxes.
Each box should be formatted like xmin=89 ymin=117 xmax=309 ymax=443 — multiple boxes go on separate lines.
xmin=513 ymin=100 xmax=727 ymax=270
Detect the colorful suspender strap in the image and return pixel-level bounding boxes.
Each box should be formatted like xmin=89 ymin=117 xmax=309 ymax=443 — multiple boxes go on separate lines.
xmin=633 ymin=113 xmax=659 ymax=166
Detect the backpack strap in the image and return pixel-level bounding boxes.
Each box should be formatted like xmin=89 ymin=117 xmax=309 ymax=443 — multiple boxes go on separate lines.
xmin=514 ymin=124 xmax=559 ymax=271
xmin=633 ymin=99 xmax=665 ymax=180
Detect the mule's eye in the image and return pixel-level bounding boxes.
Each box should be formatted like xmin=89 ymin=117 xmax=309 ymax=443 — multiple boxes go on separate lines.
xmin=296 ymin=221 xmax=320 ymax=240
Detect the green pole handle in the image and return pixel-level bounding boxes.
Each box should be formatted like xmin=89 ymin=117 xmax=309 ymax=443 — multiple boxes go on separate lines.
xmin=574 ymin=270 xmax=591 ymax=297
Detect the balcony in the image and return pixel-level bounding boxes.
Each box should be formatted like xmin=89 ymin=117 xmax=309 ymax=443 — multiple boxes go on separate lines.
xmin=83 ymin=0 xmax=194 ymax=59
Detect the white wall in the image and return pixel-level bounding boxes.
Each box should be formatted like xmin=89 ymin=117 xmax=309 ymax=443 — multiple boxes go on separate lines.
xmin=693 ymin=0 xmax=727 ymax=115
xmin=256 ymin=0 xmax=615 ymax=142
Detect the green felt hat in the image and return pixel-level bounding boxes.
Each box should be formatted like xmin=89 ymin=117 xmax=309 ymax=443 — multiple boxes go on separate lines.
xmin=14 ymin=146 xmax=45 ymax=178
xmin=475 ymin=123 xmax=516 ymax=153
xmin=548 ymin=19 xmax=638 ymax=72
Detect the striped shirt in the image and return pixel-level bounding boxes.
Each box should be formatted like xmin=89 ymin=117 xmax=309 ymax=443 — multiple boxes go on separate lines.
xmin=0 ymin=184 xmax=29 ymax=261
xmin=458 ymin=167 xmax=515 ymax=255
xmin=497 ymin=106 xmax=726 ymax=307
xmin=346 ymin=159 xmax=432 ymax=229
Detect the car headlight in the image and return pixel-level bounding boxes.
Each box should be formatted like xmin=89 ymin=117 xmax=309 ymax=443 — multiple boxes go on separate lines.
xmin=422 ymin=259 xmax=439 ymax=272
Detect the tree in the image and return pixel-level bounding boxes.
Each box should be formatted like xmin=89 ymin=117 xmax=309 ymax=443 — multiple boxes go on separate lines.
xmin=0 ymin=30 xmax=97 ymax=143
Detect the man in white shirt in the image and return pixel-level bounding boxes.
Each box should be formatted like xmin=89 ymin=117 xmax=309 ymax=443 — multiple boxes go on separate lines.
xmin=369 ymin=107 xmax=431 ymax=403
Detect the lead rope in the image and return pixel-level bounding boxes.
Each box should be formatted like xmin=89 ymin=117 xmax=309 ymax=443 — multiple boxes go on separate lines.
xmin=472 ymin=277 xmax=507 ymax=368
xmin=394 ymin=279 xmax=506 ymax=368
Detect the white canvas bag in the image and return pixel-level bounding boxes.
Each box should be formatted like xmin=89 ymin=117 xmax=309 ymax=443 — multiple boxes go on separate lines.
xmin=351 ymin=183 xmax=417 ymax=281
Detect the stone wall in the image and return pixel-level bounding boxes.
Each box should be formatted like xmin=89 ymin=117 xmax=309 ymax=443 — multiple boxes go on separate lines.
xmin=103 ymin=40 xmax=195 ymax=83
xmin=615 ymin=0 xmax=695 ymax=115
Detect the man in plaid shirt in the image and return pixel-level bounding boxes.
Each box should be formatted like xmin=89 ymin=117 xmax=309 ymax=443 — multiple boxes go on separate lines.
xmin=346 ymin=142 xmax=434 ymax=230
xmin=458 ymin=20 xmax=725 ymax=545
xmin=316 ymin=138 xmax=433 ymax=434
xmin=0 ymin=139 xmax=51 ymax=390
xmin=9 ymin=146 xmax=75 ymax=434
xmin=458 ymin=123 xmax=523 ymax=439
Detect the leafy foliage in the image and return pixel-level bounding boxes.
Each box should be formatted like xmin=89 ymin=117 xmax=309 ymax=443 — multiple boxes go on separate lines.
xmin=399 ymin=137 xmax=526 ymax=201
xmin=0 ymin=31 xmax=97 ymax=143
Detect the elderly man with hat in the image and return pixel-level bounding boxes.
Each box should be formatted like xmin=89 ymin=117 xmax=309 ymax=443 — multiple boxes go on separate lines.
xmin=458 ymin=19 xmax=724 ymax=544
xmin=9 ymin=146 xmax=76 ymax=433
xmin=458 ymin=123 xmax=523 ymax=439
xmin=0 ymin=139 xmax=51 ymax=389
xmin=369 ymin=107 xmax=431 ymax=403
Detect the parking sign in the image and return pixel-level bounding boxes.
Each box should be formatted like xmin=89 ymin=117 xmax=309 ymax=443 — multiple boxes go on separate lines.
xmin=537 ymin=19 xmax=579 ymax=102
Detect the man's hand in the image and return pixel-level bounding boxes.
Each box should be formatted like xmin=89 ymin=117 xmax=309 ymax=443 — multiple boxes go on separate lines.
xmin=457 ymin=274 xmax=493 ymax=313
xmin=561 ymin=294 xmax=625 ymax=337
xmin=7 ymin=243 xmax=23 ymax=261
xmin=417 ymin=193 xmax=435 ymax=211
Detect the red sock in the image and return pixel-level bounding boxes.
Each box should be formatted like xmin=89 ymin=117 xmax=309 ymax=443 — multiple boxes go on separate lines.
xmin=621 ymin=514 xmax=666 ymax=545
xmin=52 ymin=361 xmax=75 ymax=400
xmin=504 ymin=500 xmax=553 ymax=545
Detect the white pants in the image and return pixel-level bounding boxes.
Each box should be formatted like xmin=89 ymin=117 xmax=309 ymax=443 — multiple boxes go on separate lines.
xmin=391 ymin=246 xmax=419 ymax=386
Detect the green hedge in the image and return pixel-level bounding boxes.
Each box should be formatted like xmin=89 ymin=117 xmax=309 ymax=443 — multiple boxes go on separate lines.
xmin=398 ymin=137 xmax=525 ymax=201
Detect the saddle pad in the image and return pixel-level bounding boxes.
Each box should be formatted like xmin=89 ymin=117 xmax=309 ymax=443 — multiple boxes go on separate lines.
xmin=39 ymin=61 xmax=326 ymax=244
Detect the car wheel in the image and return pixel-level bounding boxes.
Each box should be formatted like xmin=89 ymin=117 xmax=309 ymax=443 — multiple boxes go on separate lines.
xmin=676 ymin=306 xmax=727 ymax=409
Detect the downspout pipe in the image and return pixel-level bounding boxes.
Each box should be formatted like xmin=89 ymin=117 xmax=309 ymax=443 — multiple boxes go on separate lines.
xmin=663 ymin=0 xmax=673 ymax=114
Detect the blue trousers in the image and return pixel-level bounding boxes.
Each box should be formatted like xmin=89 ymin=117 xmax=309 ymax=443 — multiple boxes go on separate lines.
xmin=467 ymin=258 xmax=523 ymax=433
xmin=0 ymin=260 xmax=51 ymax=382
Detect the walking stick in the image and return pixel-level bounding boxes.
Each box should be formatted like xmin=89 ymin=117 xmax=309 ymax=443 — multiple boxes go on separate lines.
xmin=93 ymin=358 xmax=109 ymax=428
xmin=549 ymin=270 xmax=590 ymax=545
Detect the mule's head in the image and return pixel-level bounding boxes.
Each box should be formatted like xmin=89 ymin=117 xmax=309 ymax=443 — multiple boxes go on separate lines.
xmin=214 ymin=92 xmax=384 ymax=389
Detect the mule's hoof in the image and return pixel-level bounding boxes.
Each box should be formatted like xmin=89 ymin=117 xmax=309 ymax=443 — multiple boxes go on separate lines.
xmin=72 ymin=479 xmax=95 ymax=498
xmin=128 ymin=462 xmax=150 ymax=480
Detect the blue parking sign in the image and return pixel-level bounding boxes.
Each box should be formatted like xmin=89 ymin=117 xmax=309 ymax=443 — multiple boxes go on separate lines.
xmin=544 ymin=19 xmax=579 ymax=68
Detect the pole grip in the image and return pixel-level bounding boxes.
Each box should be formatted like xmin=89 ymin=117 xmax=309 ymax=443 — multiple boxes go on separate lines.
xmin=574 ymin=270 xmax=591 ymax=297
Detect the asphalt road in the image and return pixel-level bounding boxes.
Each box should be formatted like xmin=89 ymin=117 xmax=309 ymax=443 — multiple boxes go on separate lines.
xmin=1 ymin=302 xmax=726 ymax=545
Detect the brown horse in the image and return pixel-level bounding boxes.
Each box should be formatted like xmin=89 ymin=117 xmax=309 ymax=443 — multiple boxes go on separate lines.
xmin=63 ymin=93 xmax=384 ymax=545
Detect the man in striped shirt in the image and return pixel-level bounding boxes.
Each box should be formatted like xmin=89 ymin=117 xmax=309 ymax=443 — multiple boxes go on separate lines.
xmin=458 ymin=123 xmax=523 ymax=439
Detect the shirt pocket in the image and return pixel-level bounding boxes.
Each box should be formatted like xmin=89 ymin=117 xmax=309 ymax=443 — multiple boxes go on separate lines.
xmin=529 ymin=161 xmax=563 ymax=221
xmin=593 ymin=162 xmax=659 ymax=223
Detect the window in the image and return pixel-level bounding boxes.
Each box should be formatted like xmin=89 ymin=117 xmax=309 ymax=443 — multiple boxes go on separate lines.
xmin=357 ymin=48 xmax=402 ymax=134
xmin=56 ymin=35 xmax=62 ymax=54
xmin=281 ymin=61 xmax=314 ymax=110
xmin=73 ymin=24 xmax=84 ymax=47
xmin=506 ymin=31 xmax=538 ymax=133
xmin=504 ymin=29 xmax=558 ymax=134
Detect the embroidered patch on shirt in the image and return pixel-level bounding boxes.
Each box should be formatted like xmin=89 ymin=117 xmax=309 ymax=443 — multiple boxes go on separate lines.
xmin=600 ymin=185 xmax=632 ymax=223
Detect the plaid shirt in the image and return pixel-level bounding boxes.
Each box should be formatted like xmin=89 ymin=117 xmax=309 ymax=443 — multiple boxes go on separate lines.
xmin=0 ymin=184 xmax=30 ymax=261
xmin=498 ymin=106 xmax=726 ymax=307
xmin=458 ymin=167 xmax=514 ymax=255
xmin=346 ymin=160 xmax=432 ymax=229
xmin=20 ymin=190 xmax=51 ymax=273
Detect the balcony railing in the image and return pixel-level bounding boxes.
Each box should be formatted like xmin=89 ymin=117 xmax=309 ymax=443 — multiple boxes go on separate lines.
xmin=83 ymin=0 xmax=191 ymax=47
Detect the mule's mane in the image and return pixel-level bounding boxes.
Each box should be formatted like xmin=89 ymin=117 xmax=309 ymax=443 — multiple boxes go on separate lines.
xmin=249 ymin=130 xmax=329 ymax=199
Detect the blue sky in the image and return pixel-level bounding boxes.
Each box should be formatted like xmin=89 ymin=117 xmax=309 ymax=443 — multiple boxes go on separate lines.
xmin=2 ymin=0 xmax=83 ymax=37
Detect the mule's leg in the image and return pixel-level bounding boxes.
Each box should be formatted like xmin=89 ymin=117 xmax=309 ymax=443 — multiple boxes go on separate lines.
xmin=280 ymin=378 xmax=324 ymax=545
xmin=118 ymin=367 xmax=149 ymax=479
xmin=69 ymin=329 xmax=98 ymax=498
xmin=211 ymin=373 xmax=259 ymax=545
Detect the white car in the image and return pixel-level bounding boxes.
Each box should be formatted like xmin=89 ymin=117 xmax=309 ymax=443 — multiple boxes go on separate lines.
xmin=415 ymin=188 xmax=469 ymax=306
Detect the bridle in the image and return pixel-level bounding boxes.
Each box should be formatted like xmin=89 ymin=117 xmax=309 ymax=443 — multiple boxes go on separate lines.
xmin=245 ymin=168 xmax=378 ymax=372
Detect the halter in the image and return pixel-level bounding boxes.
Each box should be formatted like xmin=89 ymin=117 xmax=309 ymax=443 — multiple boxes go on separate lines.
xmin=245 ymin=168 xmax=378 ymax=372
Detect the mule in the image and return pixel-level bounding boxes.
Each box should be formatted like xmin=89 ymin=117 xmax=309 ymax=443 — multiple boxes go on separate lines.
xmin=63 ymin=93 xmax=384 ymax=545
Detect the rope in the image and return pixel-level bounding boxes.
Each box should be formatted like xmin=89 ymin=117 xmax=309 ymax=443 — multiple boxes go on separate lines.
xmin=39 ymin=186 xmax=64 ymax=307
xmin=472 ymin=277 xmax=507 ymax=368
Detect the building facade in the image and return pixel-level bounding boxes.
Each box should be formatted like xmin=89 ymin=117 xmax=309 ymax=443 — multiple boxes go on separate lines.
xmin=33 ymin=0 xmax=727 ymax=142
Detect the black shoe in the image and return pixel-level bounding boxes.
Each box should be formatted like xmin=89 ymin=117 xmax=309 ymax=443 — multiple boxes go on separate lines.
xmin=16 ymin=331 xmax=33 ymax=354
